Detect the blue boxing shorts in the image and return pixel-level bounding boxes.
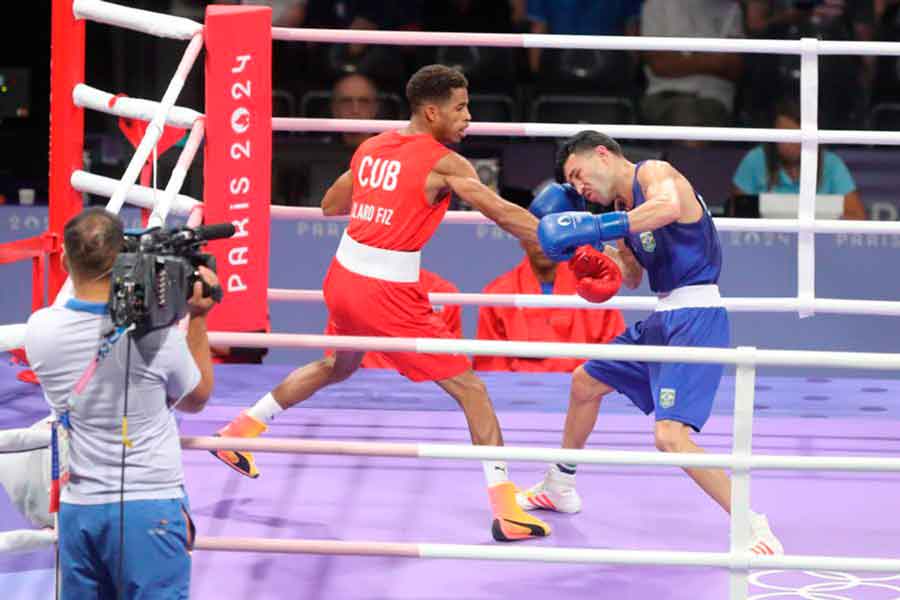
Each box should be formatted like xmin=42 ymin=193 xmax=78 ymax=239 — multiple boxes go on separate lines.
xmin=59 ymin=496 xmax=194 ymax=599
xmin=583 ymin=306 xmax=729 ymax=431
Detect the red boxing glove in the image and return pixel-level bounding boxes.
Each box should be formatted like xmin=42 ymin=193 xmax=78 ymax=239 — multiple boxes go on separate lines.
xmin=568 ymin=245 xmax=622 ymax=303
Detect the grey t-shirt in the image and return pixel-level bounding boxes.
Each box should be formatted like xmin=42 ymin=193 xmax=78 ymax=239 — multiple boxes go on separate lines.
xmin=25 ymin=299 xmax=200 ymax=505
xmin=641 ymin=0 xmax=745 ymax=111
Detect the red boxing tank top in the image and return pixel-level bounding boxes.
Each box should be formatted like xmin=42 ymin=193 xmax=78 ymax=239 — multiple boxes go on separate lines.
xmin=346 ymin=131 xmax=451 ymax=251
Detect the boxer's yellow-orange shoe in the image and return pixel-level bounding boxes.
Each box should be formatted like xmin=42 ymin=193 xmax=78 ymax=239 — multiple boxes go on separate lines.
xmin=211 ymin=411 xmax=267 ymax=479
xmin=488 ymin=481 xmax=552 ymax=542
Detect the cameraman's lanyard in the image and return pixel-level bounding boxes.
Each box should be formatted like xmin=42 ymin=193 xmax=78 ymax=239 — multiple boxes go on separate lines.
xmin=49 ymin=299 xmax=132 ymax=512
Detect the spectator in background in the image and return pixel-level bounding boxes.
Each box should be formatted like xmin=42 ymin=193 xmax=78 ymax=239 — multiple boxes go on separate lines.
xmin=731 ymin=97 xmax=866 ymax=219
xmin=870 ymin=1 xmax=900 ymax=111
xmin=325 ymin=268 xmax=462 ymax=370
xmin=423 ymin=0 xmax=518 ymax=32
xmin=239 ymin=1 xmax=309 ymax=103
xmin=474 ymin=189 xmax=625 ymax=373
xmin=302 ymin=0 xmax=420 ymax=31
xmin=877 ymin=0 xmax=900 ymax=20
xmin=527 ymin=0 xmax=643 ymax=76
xmin=301 ymin=0 xmax=421 ymax=88
xmin=640 ymin=0 xmax=744 ymax=129
xmin=240 ymin=0 xmax=306 ymax=26
xmin=741 ymin=0 xmax=875 ymax=128
xmin=421 ymin=2 xmax=525 ymax=96
xmin=743 ymin=0 xmax=874 ymax=41
xmin=330 ymin=72 xmax=380 ymax=150
xmin=284 ymin=73 xmax=380 ymax=208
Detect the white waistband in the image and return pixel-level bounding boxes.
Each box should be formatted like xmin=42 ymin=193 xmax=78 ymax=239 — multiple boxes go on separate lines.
xmin=656 ymin=284 xmax=723 ymax=311
xmin=335 ymin=230 xmax=420 ymax=283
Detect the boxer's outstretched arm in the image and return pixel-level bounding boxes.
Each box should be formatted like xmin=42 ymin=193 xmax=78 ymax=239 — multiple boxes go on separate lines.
xmin=321 ymin=170 xmax=354 ymax=216
xmin=432 ymin=153 xmax=538 ymax=243
xmin=447 ymin=175 xmax=539 ymax=243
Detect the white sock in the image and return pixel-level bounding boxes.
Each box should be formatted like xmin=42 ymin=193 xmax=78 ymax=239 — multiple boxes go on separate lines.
xmin=482 ymin=461 xmax=509 ymax=486
xmin=246 ymin=393 xmax=284 ymax=423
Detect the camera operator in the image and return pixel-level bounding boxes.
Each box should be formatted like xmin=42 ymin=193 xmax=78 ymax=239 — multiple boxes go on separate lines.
xmin=24 ymin=207 xmax=218 ymax=599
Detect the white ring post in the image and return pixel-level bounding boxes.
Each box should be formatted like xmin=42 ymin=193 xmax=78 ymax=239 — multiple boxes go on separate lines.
xmin=798 ymin=38 xmax=820 ymax=318
xmin=106 ymin=33 xmax=204 ymax=215
xmin=729 ymin=347 xmax=756 ymax=600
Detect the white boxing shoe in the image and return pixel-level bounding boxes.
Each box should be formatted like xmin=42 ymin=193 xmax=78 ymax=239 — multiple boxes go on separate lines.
xmin=515 ymin=465 xmax=582 ymax=513
xmin=748 ymin=513 xmax=784 ymax=556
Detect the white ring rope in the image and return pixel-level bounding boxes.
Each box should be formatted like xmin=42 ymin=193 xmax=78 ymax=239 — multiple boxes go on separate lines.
xmin=7 ymin=290 xmax=899 ymax=359
xmin=0 ymin=427 xmax=50 ymax=454
xmin=273 ymin=117 xmax=900 ymax=146
xmin=73 ymin=0 xmax=203 ymax=40
xmin=73 ymin=84 xmax=202 ymax=130
xmin=0 ymin=324 xmax=26 ymax=352
xmin=180 ymin=436 xmax=900 ymax=473
xmin=206 ymin=332 xmax=900 ymax=371
xmin=70 ymin=170 xmax=200 ymax=216
xmin=272 ymin=205 xmax=900 ymax=235
xmin=191 ymin=535 xmax=900 ymax=573
xmin=271 ymin=27 xmax=900 ymax=57
xmin=0 ymin=529 xmax=56 ymax=554
xmin=73 ymin=88 xmax=900 ymax=149
xmin=267 ymin=290 xmax=900 ymax=317
xmin=72 ymin=0 xmax=900 ymax=57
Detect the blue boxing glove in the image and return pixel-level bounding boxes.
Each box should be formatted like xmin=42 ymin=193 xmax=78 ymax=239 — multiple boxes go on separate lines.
xmin=529 ymin=183 xmax=586 ymax=219
xmin=537 ymin=211 xmax=630 ymax=262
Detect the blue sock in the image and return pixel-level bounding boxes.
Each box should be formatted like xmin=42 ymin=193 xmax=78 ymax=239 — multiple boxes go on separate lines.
xmin=556 ymin=463 xmax=577 ymax=475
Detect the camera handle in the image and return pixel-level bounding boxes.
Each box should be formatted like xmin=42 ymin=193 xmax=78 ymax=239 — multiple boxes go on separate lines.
xmin=203 ymin=280 xmax=224 ymax=303
xmin=192 ymin=254 xmax=223 ymax=303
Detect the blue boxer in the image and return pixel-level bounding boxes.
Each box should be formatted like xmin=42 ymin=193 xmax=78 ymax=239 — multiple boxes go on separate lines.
xmin=520 ymin=131 xmax=783 ymax=558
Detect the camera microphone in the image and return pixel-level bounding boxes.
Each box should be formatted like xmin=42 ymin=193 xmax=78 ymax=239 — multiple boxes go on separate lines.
xmin=194 ymin=223 xmax=236 ymax=241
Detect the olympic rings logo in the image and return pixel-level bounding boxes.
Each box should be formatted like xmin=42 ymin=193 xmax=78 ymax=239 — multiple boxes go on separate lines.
xmin=749 ymin=570 xmax=900 ymax=599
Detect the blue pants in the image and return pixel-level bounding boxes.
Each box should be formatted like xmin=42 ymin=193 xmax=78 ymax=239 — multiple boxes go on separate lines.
xmin=59 ymin=497 xmax=194 ymax=600
xmin=583 ymin=307 xmax=729 ymax=432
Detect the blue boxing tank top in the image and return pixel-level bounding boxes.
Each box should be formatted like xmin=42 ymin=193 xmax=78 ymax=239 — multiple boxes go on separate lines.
xmin=622 ymin=161 xmax=722 ymax=294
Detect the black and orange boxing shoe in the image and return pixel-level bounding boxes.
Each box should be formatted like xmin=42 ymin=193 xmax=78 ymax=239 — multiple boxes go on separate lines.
xmin=210 ymin=411 xmax=266 ymax=478
xmin=488 ymin=481 xmax=552 ymax=542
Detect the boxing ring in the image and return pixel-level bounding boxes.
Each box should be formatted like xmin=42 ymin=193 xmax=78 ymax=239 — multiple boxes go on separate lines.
xmin=1 ymin=1 xmax=900 ymax=598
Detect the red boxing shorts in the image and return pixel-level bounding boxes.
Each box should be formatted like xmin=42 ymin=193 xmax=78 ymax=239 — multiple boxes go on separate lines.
xmin=323 ymin=259 xmax=470 ymax=382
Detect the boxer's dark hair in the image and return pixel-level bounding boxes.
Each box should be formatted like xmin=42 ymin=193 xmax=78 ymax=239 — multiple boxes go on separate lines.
xmin=555 ymin=131 xmax=622 ymax=183
xmin=406 ymin=64 xmax=468 ymax=112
